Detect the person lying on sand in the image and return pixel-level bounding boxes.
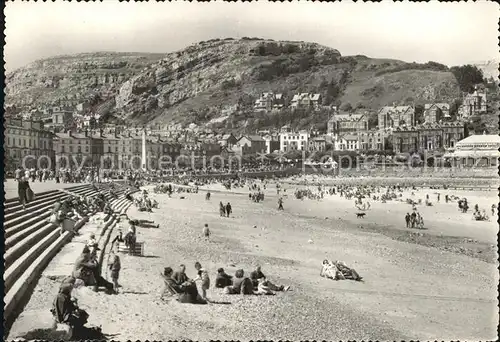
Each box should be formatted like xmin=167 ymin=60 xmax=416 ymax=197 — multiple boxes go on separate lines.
xmin=320 ymin=259 xmax=363 ymax=281
xmin=250 ymin=266 xmax=290 ymax=292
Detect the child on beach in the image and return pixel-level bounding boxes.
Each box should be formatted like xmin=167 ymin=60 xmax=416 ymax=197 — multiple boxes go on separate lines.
xmin=108 ymin=252 xmax=121 ymax=293
xmin=202 ymin=224 xmax=210 ymax=241
xmin=193 ymin=262 xmax=210 ymax=302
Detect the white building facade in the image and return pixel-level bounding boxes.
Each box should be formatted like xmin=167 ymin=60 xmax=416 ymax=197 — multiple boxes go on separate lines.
xmin=279 ymin=130 xmax=309 ymax=152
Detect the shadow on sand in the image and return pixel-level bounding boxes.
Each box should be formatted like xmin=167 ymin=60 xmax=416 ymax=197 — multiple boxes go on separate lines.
xmin=18 ymin=326 xmax=119 ymax=341
xmin=120 ymin=290 xmax=149 ymax=295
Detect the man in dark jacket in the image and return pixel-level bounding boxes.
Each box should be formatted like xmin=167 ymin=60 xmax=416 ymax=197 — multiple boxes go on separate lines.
xmin=172 ymin=264 xmax=190 ymax=284
xmin=215 ymin=268 xmax=233 ymax=288
xmin=52 ymin=284 xmax=88 ymax=329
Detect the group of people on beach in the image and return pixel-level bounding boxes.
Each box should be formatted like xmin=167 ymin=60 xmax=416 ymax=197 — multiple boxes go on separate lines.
xmin=160 ymin=264 xmax=290 ymax=304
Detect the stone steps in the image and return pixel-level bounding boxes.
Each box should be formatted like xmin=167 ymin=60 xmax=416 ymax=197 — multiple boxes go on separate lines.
xmin=3 ymin=183 xmax=137 ymax=325
xmin=4 ymin=184 xmax=90 ymax=215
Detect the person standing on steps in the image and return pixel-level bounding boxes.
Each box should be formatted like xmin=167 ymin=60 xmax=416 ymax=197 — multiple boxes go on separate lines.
xmin=17 ymin=175 xmax=31 ymax=211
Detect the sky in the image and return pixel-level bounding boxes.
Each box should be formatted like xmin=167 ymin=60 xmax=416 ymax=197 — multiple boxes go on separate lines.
xmin=4 ymin=0 xmax=499 ymax=72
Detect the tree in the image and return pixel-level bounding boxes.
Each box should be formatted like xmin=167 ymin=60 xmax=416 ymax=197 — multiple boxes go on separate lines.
xmin=340 ymin=102 xmax=352 ymax=112
xmin=367 ymin=112 xmax=378 ymax=129
xmin=450 ymin=64 xmax=484 ymax=93
xmin=414 ymin=104 xmax=425 ymax=124
xmin=449 ymin=98 xmax=462 ymax=120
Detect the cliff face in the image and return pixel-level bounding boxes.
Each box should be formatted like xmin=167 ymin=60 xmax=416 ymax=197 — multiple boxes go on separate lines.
xmin=6 ymin=39 xmax=462 ymax=131
xmin=5 ymin=52 xmax=165 ymax=108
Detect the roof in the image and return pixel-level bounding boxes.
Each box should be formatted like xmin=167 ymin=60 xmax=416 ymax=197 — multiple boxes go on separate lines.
xmin=456 ymin=134 xmax=500 ymax=146
xmin=247 ymin=135 xmax=265 ymax=142
xmin=342 ymin=134 xmax=358 ymax=141
xmin=330 ymin=113 xmax=365 ymax=122
xmin=378 ymin=106 xmax=412 ymax=115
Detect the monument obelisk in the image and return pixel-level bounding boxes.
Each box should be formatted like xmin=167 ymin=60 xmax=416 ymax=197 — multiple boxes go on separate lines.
xmin=142 ymin=127 xmax=147 ymax=170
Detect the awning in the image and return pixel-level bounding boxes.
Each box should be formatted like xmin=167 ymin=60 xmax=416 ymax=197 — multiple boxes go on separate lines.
xmin=443 ymin=150 xmax=500 ymax=158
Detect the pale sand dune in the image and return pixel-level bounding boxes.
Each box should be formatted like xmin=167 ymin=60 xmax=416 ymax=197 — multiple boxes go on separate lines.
xmin=7 ymin=183 xmax=498 ymax=341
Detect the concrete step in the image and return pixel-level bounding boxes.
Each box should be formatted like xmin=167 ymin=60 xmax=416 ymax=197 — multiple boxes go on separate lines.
xmin=4 ymin=194 xmax=70 ymax=222
xmin=3 ymin=196 xmax=72 ymax=229
xmin=4 ymin=224 xmax=61 ymax=293
xmin=4 ymin=222 xmax=60 ymax=270
xmin=4 ymin=188 xmax=61 ymax=205
xmin=4 ymin=192 xmax=69 ymax=216
xmin=4 ymin=220 xmax=85 ymax=324
xmin=4 ymin=190 xmax=61 ymax=209
xmin=3 ymin=197 xmax=132 ymax=324
xmin=5 ymin=212 xmax=53 ymax=250
xmin=4 ymin=216 xmax=88 ymax=296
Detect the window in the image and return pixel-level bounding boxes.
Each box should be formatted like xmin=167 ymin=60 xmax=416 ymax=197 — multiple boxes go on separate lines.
xmin=69 ymin=146 xmax=73 ymax=153
xmin=78 ymin=146 xmax=82 ymax=153
xmin=86 ymin=146 xmax=89 ymax=153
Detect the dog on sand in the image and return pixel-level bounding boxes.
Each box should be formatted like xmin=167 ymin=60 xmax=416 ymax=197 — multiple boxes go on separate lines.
xmin=356 ymin=212 xmax=366 ymax=218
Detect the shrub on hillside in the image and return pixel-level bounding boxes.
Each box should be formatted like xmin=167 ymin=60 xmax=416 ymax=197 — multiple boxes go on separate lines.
xmin=450 ymin=64 xmax=485 ymax=93
xmin=374 ymin=61 xmax=449 ymax=77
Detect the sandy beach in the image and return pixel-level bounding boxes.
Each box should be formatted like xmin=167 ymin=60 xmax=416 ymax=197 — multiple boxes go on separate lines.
xmin=8 ymin=179 xmax=498 ymax=341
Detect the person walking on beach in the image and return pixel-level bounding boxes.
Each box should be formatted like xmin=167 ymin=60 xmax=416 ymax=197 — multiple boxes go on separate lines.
xmin=405 ymin=213 xmax=411 ymax=228
xmin=202 ymin=223 xmax=210 ymax=241
xmin=219 ymin=201 xmax=226 ymax=217
xmin=278 ymin=197 xmax=284 ymax=211
xmin=225 ymin=202 xmax=232 ymax=217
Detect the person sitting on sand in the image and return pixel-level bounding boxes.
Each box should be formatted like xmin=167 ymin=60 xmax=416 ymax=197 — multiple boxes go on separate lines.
xmin=215 ymin=268 xmax=233 ymax=288
xmin=51 ymin=284 xmax=89 ymax=331
xmin=224 ymin=269 xmax=254 ymax=295
xmin=320 ymin=260 xmax=338 ymax=279
xmin=250 ymin=266 xmax=290 ymax=292
xmin=255 ymin=278 xmax=276 ymax=295
xmin=73 ymin=246 xmax=115 ymax=293
xmin=172 ymin=264 xmax=190 ymax=284
xmin=160 ymin=267 xmax=205 ymax=304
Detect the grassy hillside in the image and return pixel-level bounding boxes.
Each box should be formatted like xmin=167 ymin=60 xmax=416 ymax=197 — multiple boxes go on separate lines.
xmin=6 ymin=39 xmax=464 ymax=132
